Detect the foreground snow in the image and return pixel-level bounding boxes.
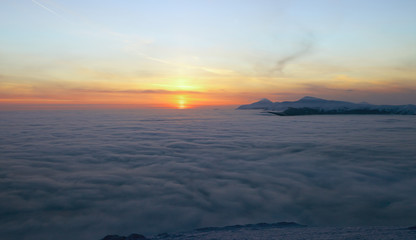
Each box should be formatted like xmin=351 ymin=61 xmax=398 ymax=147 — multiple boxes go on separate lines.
xmin=237 ymin=96 xmax=416 ymax=115
xmin=102 ymin=222 xmax=416 ymax=240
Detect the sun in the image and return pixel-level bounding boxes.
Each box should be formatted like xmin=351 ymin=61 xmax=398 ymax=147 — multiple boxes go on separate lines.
xmin=177 ymin=95 xmax=187 ymax=109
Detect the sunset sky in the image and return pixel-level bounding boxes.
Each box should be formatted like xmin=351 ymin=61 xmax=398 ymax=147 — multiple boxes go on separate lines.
xmin=1 ymin=0 xmax=416 ymax=109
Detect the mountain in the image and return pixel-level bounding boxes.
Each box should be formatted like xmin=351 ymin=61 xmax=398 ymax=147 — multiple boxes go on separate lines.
xmin=237 ymin=96 xmax=416 ymax=115
xmin=237 ymin=98 xmax=274 ymax=109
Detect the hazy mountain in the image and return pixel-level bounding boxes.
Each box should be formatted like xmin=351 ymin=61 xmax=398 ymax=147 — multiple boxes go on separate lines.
xmin=237 ymin=98 xmax=274 ymax=109
xmin=237 ymin=96 xmax=416 ymax=115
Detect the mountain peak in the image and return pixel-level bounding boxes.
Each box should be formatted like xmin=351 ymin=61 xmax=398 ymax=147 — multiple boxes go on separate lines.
xmin=236 ymin=98 xmax=274 ymax=110
xmin=299 ymin=96 xmax=326 ymax=102
xmin=257 ymin=98 xmax=273 ymax=103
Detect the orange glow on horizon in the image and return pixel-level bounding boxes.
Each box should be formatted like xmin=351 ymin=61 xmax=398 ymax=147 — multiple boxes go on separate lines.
xmin=0 ymin=87 xmax=255 ymax=110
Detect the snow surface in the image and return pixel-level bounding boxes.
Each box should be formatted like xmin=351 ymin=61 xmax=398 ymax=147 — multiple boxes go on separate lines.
xmin=237 ymin=96 xmax=416 ymax=114
xmin=148 ymin=225 xmax=416 ymax=240
xmin=108 ymin=223 xmax=416 ymax=240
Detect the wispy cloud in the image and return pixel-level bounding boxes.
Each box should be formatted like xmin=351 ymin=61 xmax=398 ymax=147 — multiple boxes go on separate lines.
xmin=73 ymin=88 xmax=202 ymax=95
xmin=31 ymin=0 xmax=59 ymax=16
xmin=125 ymin=46 xmax=235 ymax=76
xmin=31 ymin=0 xmax=234 ymax=76
xmin=31 ymin=0 xmax=71 ymax=24
xmin=270 ymin=34 xmax=315 ymax=74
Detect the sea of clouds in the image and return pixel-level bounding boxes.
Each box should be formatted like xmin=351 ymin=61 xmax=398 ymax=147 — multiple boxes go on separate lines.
xmin=1 ymin=109 xmax=416 ymax=240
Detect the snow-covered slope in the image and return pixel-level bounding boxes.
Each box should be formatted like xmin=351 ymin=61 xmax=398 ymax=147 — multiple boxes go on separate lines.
xmin=100 ymin=223 xmax=416 ymax=240
xmin=237 ymin=96 xmax=416 ymax=115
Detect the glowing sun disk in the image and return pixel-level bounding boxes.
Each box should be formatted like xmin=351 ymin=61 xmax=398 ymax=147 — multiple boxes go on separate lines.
xmin=177 ymin=96 xmax=187 ymax=109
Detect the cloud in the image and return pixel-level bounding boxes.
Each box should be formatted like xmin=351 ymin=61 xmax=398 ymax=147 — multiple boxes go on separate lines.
xmin=31 ymin=0 xmax=62 ymax=18
xmin=73 ymin=88 xmax=202 ymax=95
xmin=31 ymin=0 xmax=73 ymax=24
xmin=270 ymin=34 xmax=315 ymax=74
xmin=1 ymin=109 xmax=416 ymax=240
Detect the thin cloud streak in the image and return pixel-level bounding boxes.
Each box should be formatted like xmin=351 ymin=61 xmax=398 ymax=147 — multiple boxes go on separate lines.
xmin=73 ymin=88 xmax=202 ymax=95
xmin=31 ymin=0 xmax=234 ymax=76
xmin=31 ymin=0 xmax=71 ymax=24
xmin=271 ymin=36 xmax=315 ymax=74
xmin=31 ymin=0 xmax=59 ymax=16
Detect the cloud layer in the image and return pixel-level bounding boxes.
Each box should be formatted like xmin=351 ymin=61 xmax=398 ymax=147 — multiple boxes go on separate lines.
xmin=1 ymin=109 xmax=416 ymax=240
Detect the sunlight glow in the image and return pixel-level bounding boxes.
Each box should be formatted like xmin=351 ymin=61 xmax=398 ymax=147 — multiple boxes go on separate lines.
xmin=1 ymin=0 xmax=415 ymax=108
xmin=177 ymin=95 xmax=187 ymax=109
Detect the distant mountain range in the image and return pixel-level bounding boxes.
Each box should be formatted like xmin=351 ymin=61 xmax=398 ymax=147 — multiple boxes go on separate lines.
xmin=237 ymin=96 xmax=416 ymax=115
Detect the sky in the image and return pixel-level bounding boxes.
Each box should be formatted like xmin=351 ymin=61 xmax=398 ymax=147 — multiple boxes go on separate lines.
xmin=1 ymin=0 xmax=416 ymax=109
